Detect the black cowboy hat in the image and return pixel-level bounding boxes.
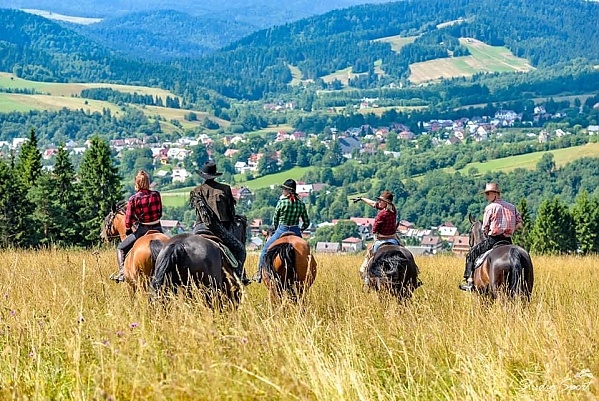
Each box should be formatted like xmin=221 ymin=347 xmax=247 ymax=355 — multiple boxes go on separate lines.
xmin=197 ymin=161 xmax=223 ymax=179
xmin=280 ymin=179 xmax=297 ymax=192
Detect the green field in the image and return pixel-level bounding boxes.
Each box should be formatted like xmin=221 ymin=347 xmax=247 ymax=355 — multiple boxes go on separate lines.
xmin=447 ymin=142 xmax=599 ymax=175
xmin=409 ymin=38 xmax=533 ymax=84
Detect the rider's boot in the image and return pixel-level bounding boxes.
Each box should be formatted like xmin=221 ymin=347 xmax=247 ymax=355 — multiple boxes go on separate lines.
xmin=459 ymin=261 xmax=474 ymax=291
xmin=111 ymin=249 xmax=126 ymax=283
xmin=252 ymin=267 xmax=262 ymax=283
xmin=237 ymin=266 xmax=251 ymax=286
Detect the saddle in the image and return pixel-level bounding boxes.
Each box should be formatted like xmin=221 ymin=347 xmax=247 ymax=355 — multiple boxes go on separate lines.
xmin=279 ymin=232 xmax=299 ymax=239
xmin=473 ymin=241 xmax=511 ymax=269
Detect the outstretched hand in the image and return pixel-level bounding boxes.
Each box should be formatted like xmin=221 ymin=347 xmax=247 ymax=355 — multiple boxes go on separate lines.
xmin=351 ymin=197 xmax=362 ymax=204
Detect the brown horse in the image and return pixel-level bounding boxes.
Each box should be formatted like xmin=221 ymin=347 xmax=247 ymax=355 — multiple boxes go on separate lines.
xmin=261 ymin=230 xmax=317 ymax=302
xmin=361 ymin=243 xmax=421 ymax=300
xmin=101 ymin=202 xmax=170 ymax=291
xmin=468 ymin=214 xmax=534 ymax=300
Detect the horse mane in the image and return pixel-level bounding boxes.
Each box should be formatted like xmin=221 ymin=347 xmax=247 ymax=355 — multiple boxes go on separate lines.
xmin=190 ymin=191 xmax=216 ymax=226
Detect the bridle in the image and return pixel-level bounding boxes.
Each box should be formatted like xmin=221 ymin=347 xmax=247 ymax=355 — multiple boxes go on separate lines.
xmin=101 ymin=208 xmax=125 ymax=240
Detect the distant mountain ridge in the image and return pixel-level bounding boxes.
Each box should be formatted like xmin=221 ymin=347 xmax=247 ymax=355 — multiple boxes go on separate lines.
xmin=0 ymin=0 xmax=598 ymax=102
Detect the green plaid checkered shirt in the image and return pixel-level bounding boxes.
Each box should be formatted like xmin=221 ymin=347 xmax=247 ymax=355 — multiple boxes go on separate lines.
xmin=273 ymin=196 xmax=310 ymax=231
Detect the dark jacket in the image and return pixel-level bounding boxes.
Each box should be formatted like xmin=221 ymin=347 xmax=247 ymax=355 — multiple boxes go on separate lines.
xmin=192 ymin=180 xmax=236 ymax=228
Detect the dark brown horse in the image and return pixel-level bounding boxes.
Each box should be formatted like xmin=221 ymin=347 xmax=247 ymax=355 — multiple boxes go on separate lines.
xmin=468 ymin=214 xmax=534 ymax=300
xmin=149 ymin=193 xmax=243 ymax=307
xmin=101 ymin=202 xmax=169 ymax=291
xmin=261 ymin=230 xmax=317 ymax=302
xmin=361 ymin=243 xmax=421 ymax=300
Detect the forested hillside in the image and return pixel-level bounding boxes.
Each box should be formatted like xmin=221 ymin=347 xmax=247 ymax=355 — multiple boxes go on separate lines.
xmin=70 ymin=10 xmax=257 ymax=60
xmin=1 ymin=0 xmax=598 ymax=103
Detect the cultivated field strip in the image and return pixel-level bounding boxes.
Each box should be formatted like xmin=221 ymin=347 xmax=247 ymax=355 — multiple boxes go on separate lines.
xmin=0 ymin=249 xmax=597 ymax=400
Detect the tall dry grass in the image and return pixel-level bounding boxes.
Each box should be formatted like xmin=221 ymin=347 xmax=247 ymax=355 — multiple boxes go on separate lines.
xmin=0 ymin=249 xmax=597 ymax=400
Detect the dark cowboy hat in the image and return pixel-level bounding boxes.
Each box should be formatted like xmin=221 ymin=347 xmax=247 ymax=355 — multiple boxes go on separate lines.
xmin=280 ymin=179 xmax=297 ymax=192
xmin=480 ymin=182 xmax=501 ymax=194
xmin=377 ymin=190 xmax=394 ymax=205
xmin=197 ymin=161 xmax=223 ymax=179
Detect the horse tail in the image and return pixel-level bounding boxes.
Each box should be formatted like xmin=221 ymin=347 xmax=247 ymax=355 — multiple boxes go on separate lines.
xmin=507 ymin=247 xmax=530 ymax=299
xmin=263 ymin=242 xmax=296 ymax=287
xmin=370 ymin=247 xmax=417 ymax=298
xmin=151 ymin=241 xmax=187 ymax=291
xmin=149 ymin=239 xmax=164 ymax=266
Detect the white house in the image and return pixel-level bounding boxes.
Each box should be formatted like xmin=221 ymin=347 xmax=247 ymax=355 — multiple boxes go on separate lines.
xmin=171 ymin=168 xmax=190 ymax=183
xmin=341 ymin=237 xmax=363 ymax=252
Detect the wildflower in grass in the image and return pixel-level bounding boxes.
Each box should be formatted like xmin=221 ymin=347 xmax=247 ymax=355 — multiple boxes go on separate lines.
xmin=116 ymin=330 xmax=125 ymax=337
xmin=129 ymin=322 xmax=139 ymax=330
xmin=9 ymin=310 xmax=15 ymax=316
xmin=240 ymin=336 xmax=249 ymax=345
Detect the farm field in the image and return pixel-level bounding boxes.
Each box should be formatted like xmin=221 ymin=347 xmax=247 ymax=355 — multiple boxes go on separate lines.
xmin=409 ymin=38 xmax=533 ymax=84
xmin=0 ymin=249 xmax=597 ymax=400
xmin=448 ymin=142 xmax=599 ymax=175
xmin=373 ymin=35 xmax=418 ymax=53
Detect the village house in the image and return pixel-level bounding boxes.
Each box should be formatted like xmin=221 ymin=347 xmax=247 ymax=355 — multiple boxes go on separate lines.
xmin=420 ymin=235 xmax=443 ymax=254
xmin=452 ymin=235 xmax=470 ymax=257
xmin=171 ymin=168 xmax=190 ymax=183
xmin=341 ymin=237 xmax=363 ymax=252
xmin=316 ymin=242 xmax=341 ymax=253
xmin=231 ymin=186 xmax=254 ymax=203
xmin=161 ymin=219 xmax=185 ymax=234
xmin=437 ymin=222 xmax=458 ymax=240
xmin=248 ymin=218 xmax=263 ymax=236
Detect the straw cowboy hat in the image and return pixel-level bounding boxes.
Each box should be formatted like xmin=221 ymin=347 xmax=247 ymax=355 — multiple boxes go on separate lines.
xmin=280 ymin=179 xmax=297 ymax=192
xmin=377 ymin=190 xmax=394 ymax=205
xmin=480 ymin=182 xmax=501 ymax=194
xmin=197 ymin=161 xmax=223 ymax=179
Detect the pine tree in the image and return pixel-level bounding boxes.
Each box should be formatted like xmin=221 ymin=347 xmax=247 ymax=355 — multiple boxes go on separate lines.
xmin=512 ymin=198 xmax=533 ymax=250
xmin=53 ymin=145 xmax=83 ymax=245
xmin=78 ymin=136 xmax=123 ymax=246
xmin=572 ymin=190 xmax=599 ymax=255
xmin=530 ymin=197 xmax=577 ymax=255
xmin=16 ymin=128 xmax=43 ymax=190
xmin=0 ymin=158 xmax=34 ymax=247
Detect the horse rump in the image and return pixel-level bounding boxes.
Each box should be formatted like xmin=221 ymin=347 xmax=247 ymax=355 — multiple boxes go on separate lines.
xmin=369 ymin=247 xmax=419 ymax=298
xmin=507 ymin=247 xmax=533 ymax=300
xmin=263 ymin=242 xmax=297 ymax=296
xmin=149 ymin=239 xmax=165 ymax=265
xmin=151 ymin=240 xmax=189 ymax=293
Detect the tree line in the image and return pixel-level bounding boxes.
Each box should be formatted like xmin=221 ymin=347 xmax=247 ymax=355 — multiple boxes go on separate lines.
xmin=0 ymin=129 xmax=121 ymax=248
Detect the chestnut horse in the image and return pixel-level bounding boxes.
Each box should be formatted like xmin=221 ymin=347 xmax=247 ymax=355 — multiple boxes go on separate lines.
xmin=468 ymin=214 xmax=534 ymax=300
xmin=101 ymin=202 xmax=170 ymax=291
xmin=261 ymin=230 xmax=317 ymax=301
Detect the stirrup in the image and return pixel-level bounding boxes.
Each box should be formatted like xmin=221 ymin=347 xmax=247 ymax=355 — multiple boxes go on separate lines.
xmin=458 ymin=280 xmax=473 ymax=291
xmin=110 ymin=270 xmax=125 ymax=283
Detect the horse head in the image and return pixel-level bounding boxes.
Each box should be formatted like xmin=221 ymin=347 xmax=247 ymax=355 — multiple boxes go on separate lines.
xmin=100 ymin=202 xmax=126 ymax=242
xmin=468 ymin=214 xmax=485 ymax=247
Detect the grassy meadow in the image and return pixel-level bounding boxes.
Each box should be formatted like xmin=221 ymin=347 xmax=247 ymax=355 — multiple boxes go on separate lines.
xmin=0 ymin=249 xmax=597 ymax=400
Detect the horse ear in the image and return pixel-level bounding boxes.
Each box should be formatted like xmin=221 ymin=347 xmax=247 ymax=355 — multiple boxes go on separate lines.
xmin=468 ymin=213 xmax=475 ymax=224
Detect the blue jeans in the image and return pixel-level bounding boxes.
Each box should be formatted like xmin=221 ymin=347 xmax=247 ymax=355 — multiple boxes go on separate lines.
xmin=373 ymin=238 xmax=398 ymax=253
xmin=258 ymin=225 xmax=301 ymax=270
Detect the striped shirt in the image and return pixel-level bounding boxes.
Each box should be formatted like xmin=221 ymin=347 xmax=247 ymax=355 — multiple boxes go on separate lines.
xmin=483 ymin=198 xmax=522 ymax=237
xmin=273 ymin=195 xmax=310 ymax=231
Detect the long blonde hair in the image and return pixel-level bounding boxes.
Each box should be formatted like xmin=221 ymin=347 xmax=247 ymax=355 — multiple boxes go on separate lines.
xmin=135 ymin=170 xmax=150 ymax=191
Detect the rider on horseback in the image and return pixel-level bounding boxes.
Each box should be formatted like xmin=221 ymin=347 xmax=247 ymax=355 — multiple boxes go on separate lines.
xmin=459 ymin=182 xmax=523 ymax=291
xmin=191 ymin=161 xmax=250 ymax=285
xmin=355 ymin=191 xmax=401 ymax=286
xmin=253 ymin=179 xmax=310 ymax=283
xmin=111 ymin=170 xmax=164 ymax=283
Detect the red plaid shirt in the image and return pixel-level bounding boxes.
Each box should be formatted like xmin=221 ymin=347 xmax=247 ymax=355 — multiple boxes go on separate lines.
xmin=483 ymin=198 xmax=522 ymax=237
xmin=125 ymin=189 xmax=163 ymax=230
xmin=373 ymin=205 xmax=397 ymax=236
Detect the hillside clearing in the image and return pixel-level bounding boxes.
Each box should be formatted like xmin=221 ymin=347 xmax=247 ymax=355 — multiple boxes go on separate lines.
xmin=447 ymin=142 xmax=599 ymax=175
xmin=22 ymin=8 xmax=102 ymax=24
xmin=409 ymin=38 xmax=533 ymax=84
xmin=373 ymin=35 xmax=418 ymax=52
xmin=0 ymin=73 xmax=180 ymax=101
